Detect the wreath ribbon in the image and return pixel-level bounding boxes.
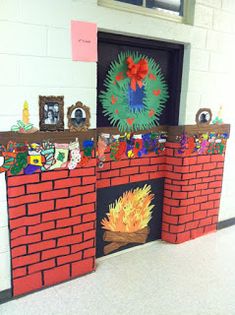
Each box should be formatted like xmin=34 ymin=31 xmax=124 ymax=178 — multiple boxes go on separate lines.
xmin=126 ymin=56 xmax=148 ymax=91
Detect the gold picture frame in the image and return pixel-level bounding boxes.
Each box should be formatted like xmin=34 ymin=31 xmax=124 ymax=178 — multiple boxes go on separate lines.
xmin=67 ymin=101 xmax=91 ymax=132
xmin=195 ymin=108 xmax=212 ymax=126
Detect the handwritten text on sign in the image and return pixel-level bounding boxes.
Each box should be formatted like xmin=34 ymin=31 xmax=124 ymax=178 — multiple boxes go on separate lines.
xmin=71 ymin=20 xmax=97 ymax=62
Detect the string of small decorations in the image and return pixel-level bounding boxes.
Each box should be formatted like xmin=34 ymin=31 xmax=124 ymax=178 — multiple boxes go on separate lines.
xmin=176 ymin=132 xmax=229 ymax=155
xmin=0 ymin=131 xmax=229 ymax=175
xmin=0 ymin=139 xmax=94 ymax=175
xmin=97 ymin=132 xmax=167 ymax=168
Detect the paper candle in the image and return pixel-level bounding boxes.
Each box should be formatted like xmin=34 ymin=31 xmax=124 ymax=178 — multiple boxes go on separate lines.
xmin=22 ymin=101 xmax=29 ymax=124
xmin=218 ymin=105 xmax=223 ymax=120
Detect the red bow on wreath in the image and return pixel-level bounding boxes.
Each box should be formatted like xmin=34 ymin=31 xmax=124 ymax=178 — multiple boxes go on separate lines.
xmin=126 ymin=57 xmax=148 ymax=91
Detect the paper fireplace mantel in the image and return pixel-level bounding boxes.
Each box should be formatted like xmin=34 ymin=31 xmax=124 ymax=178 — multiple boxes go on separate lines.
xmin=0 ymin=124 xmax=230 ymax=302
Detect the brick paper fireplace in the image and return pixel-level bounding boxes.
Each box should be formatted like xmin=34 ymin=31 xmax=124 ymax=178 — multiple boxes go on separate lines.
xmin=0 ymin=124 xmax=230 ymax=301
xmin=6 ymin=152 xmax=96 ymax=297
xmin=162 ymin=141 xmax=224 ymax=243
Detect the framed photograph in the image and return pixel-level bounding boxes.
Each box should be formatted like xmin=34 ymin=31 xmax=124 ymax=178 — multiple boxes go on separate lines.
xmin=67 ymin=101 xmax=90 ymax=132
xmin=39 ymin=96 xmax=64 ymax=131
xmin=195 ymin=108 xmax=212 ymax=126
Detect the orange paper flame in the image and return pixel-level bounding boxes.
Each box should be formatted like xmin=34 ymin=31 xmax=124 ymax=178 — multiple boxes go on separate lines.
xmin=101 ymin=185 xmax=155 ymax=233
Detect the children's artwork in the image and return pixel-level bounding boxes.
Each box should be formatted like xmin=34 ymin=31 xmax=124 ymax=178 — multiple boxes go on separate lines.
xmin=11 ymin=101 xmax=38 ymax=133
xmin=49 ymin=143 xmax=69 ymax=170
xmin=68 ymin=140 xmax=81 ymax=170
xmin=177 ymin=132 xmax=228 ymax=155
xmin=99 ymin=51 xmax=169 ymax=132
xmin=10 ymin=145 xmax=28 ymax=175
xmin=97 ymin=132 xmax=167 ymax=167
xmin=80 ymin=139 xmax=94 ymax=166
xmin=40 ymin=141 xmax=55 ymax=172
xmin=71 ymin=20 xmax=97 ymax=62
xmin=0 ymin=138 xmax=94 ymax=174
xmin=97 ymin=133 xmax=109 ymax=168
xmin=24 ymin=143 xmax=43 ymax=174
xmin=96 ymin=179 xmax=164 ymax=257
xmin=39 ymin=96 xmax=64 ymax=132
xmin=0 ymin=142 xmax=16 ymax=173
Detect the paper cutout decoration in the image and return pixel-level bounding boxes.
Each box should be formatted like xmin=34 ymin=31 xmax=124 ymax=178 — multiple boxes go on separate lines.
xmin=22 ymin=101 xmax=29 ymax=124
xmin=0 ymin=142 xmax=16 ymax=173
xmin=99 ymin=51 xmax=169 ymax=132
xmin=68 ymin=140 xmax=81 ymax=170
xmin=50 ymin=143 xmax=69 ymax=170
xmin=97 ymin=134 xmax=110 ymax=168
xmin=177 ymin=132 xmax=228 ymax=155
xmin=101 ymin=184 xmax=154 ymax=255
xmin=71 ymin=20 xmax=97 ymax=62
xmin=41 ymin=141 xmax=55 ymax=172
xmin=11 ymin=101 xmax=38 ymax=133
xmin=11 ymin=151 xmax=28 ymax=175
xmin=212 ymin=105 xmax=223 ymax=124
xmin=24 ymin=143 xmax=43 ymax=175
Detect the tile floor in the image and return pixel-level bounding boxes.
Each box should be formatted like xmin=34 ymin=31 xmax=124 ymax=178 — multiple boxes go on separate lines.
xmin=1 ymin=226 xmax=235 ymax=315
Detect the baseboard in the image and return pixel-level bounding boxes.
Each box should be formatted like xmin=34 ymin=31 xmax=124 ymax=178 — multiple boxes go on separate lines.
xmin=0 ymin=289 xmax=12 ymax=304
xmin=217 ymin=218 xmax=235 ymax=230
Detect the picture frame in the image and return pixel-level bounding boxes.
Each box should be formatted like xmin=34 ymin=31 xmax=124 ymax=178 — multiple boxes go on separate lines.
xmin=195 ymin=108 xmax=212 ymax=126
xmin=39 ymin=96 xmax=64 ymax=131
xmin=67 ymin=101 xmax=91 ymax=132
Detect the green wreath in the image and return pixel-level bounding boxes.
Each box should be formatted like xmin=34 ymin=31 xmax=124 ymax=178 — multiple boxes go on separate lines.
xmin=99 ymin=51 xmax=169 ymax=132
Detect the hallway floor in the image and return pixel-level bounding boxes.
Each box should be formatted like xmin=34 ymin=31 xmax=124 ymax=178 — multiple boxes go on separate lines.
xmin=1 ymin=226 xmax=235 ymax=315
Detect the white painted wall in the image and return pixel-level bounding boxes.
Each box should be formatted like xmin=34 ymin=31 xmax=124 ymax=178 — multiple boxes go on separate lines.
xmin=0 ymin=0 xmax=235 ymax=292
xmin=0 ymin=173 xmax=11 ymax=292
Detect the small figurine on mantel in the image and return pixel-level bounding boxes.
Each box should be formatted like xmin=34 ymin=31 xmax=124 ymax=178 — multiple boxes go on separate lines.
xmin=212 ymin=105 xmax=224 ymax=125
xmin=11 ymin=101 xmax=38 ymax=133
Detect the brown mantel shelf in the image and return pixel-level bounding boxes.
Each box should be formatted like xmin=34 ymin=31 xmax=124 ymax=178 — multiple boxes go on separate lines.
xmin=167 ymin=124 xmax=231 ymax=141
xmin=0 ymin=129 xmax=97 ymax=147
xmin=0 ymin=124 xmax=230 ymax=146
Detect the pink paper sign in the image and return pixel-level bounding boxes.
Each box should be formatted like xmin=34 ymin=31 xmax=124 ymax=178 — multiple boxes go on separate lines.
xmin=71 ymin=20 xmax=97 ymax=62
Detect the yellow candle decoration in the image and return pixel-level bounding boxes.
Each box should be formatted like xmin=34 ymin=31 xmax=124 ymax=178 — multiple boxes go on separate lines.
xmin=218 ymin=105 xmax=223 ymax=120
xmin=22 ymin=101 xmax=29 ymax=124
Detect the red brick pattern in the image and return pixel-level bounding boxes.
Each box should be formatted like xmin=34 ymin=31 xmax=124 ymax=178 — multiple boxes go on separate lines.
xmin=97 ymin=143 xmax=225 ymax=245
xmin=161 ymin=142 xmax=224 ymax=244
xmin=7 ymin=159 xmax=96 ymax=297
xmin=97 ymin=148 xmax=165 ymax=189
xmin=5 ymin=142 xmax=226 ymax=297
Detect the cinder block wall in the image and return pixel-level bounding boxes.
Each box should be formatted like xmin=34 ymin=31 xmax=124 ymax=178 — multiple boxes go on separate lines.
xmin=0 ymin=0 xmax=235 ymax=293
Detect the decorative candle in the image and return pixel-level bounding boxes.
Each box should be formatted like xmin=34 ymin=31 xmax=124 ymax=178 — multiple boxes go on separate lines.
xmin=218 ymin=105 xmax=223 ymax=120
xmin=22 ymin=101 xmax=29 ymax=124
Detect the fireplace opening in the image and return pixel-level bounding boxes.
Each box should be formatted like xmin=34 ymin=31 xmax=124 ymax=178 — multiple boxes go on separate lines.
xmin=96 ymin=178 xmax=164 ymax=257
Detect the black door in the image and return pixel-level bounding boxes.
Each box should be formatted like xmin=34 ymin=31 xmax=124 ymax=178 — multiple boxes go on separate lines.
xmin=97 ymin=32 xmax=184 ymax=127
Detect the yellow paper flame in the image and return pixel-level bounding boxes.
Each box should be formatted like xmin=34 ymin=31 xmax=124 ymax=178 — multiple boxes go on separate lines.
xmin=101 ymin=184 xmax=155 ymax=233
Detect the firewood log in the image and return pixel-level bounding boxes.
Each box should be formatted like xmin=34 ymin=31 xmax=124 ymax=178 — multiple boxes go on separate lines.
xmin=103 ymin=227 xmax=149 ymax=244
xmin=103 ymin=227 xmax=150 ymax=255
